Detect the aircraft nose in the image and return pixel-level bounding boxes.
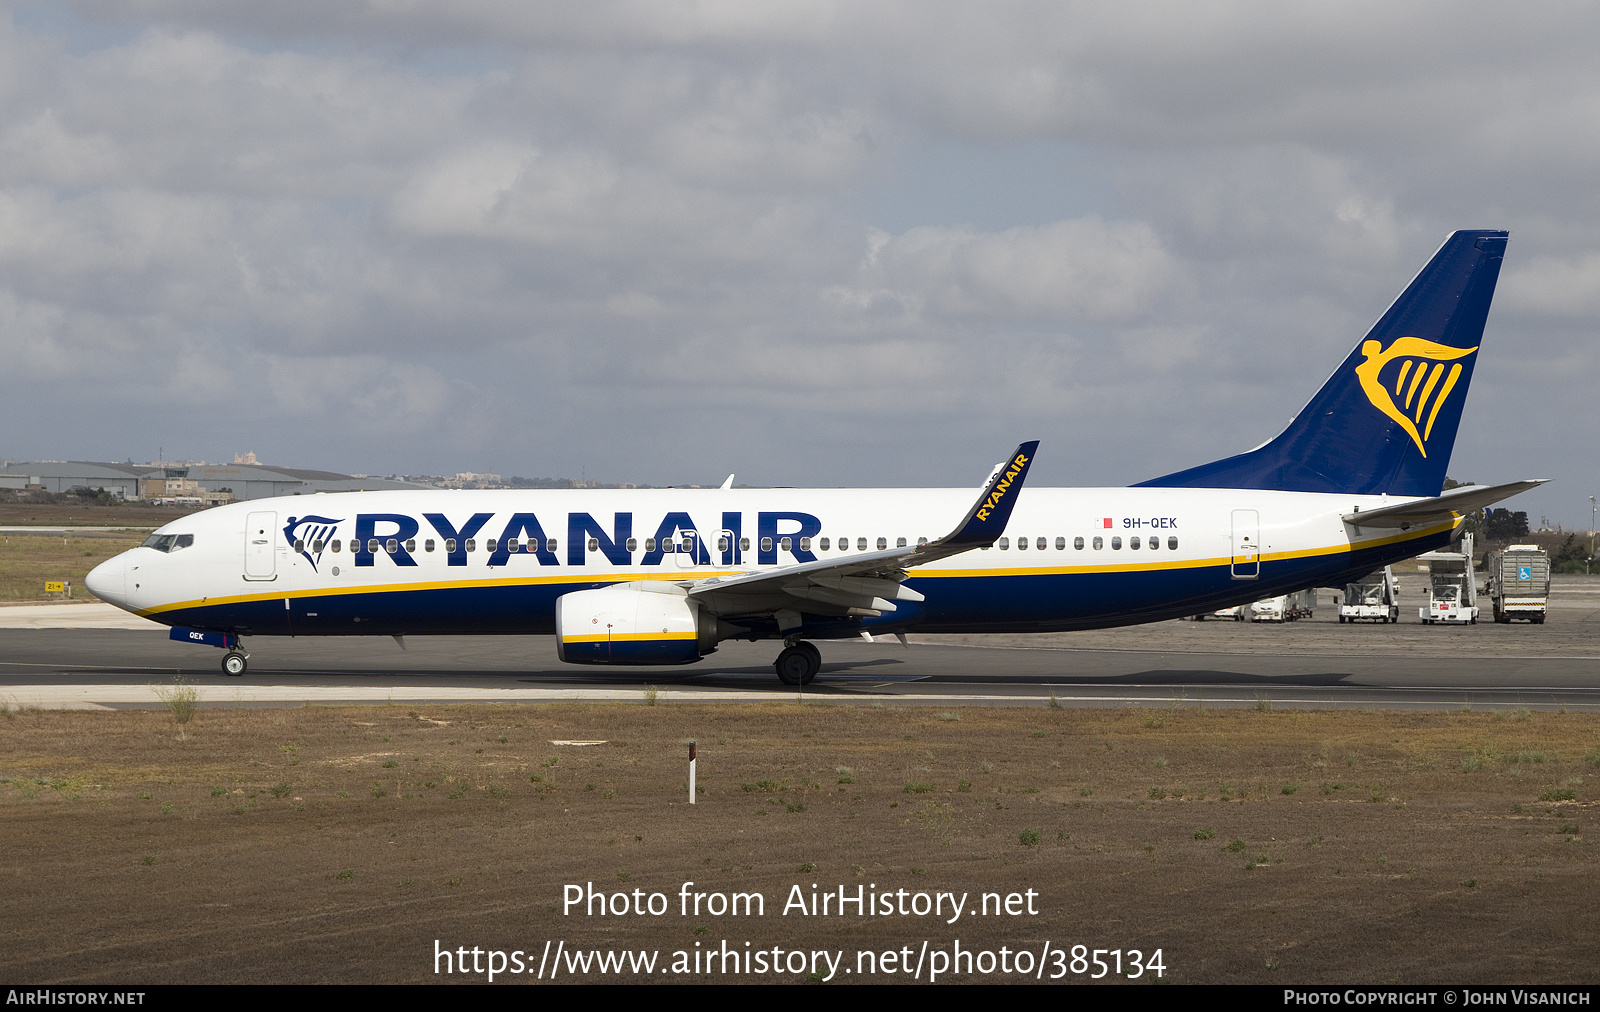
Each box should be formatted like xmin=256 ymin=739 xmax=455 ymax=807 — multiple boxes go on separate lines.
xmin=85 ymin=553 xmax=128 ymax=608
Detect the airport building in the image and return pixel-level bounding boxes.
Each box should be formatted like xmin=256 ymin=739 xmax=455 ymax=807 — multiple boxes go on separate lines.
xmin=0 ymin=460 xmax=430 ymax=501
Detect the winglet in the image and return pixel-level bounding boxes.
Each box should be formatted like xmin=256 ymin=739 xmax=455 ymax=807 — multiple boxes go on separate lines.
xmin=943 ymin=441 xmax=1040 ymax=548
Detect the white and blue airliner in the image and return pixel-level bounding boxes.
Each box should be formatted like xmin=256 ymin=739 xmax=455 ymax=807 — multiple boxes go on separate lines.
xmin=87 ymin=230 xmax=1542 ymax=684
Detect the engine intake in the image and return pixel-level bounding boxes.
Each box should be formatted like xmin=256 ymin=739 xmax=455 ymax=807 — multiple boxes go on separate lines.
xmin=556 ymin=583 xmax=728 ymax=665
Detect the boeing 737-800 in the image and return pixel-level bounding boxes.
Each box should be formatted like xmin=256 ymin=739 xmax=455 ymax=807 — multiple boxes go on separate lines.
xmin=86 ymin=230 xmax=1541 ymax=684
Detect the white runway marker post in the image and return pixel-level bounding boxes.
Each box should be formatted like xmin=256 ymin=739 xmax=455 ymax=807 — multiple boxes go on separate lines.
xmin=688 ymin=740 xmax=697 ymax=804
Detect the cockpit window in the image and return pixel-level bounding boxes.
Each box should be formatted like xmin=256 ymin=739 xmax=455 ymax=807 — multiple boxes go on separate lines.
xmin=140 ymin=533 xmax=193 ymax=553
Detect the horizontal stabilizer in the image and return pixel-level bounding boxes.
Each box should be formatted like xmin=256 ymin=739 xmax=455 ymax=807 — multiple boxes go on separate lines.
xmin=1342 ymin=479 xmax=1547 ymax=529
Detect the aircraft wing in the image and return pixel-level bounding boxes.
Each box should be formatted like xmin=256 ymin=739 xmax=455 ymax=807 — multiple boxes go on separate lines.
xmin=689 ymin=441 xmax=1038 ymax=625
xmin=1341 ymin=479 xmax=1548 ymax=530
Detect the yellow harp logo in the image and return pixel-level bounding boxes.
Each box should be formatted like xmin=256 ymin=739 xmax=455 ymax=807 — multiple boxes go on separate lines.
xmin=1354 ymin=337 xmax=1477 ymax=458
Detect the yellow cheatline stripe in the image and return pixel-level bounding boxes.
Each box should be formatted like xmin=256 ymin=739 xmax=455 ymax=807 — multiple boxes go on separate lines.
xmin=136 ymin=568 xmax=740 ymax=617
xmin=139 ymin=521 xmax=1458 ymax=616
xmin=562 ymin=632 xmax=697 ymax=643
xmin=916 ymin=521 xmax=1456 ymax=579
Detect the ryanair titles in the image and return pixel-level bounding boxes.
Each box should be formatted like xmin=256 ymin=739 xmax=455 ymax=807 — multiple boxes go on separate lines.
xmin=308 ymin=511 xmax=825 ymax=569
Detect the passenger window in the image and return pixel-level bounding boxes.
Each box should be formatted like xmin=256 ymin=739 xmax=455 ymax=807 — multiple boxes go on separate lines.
xmin=1074 ymin=537 xmax=1084 ymax=550
xmin=485 ymin=539 xmax=497 ymax=553
xmin=547 ymin=538 xmax=557 ymax=553
xmin=1037 ymin=537 xmax=1046 ymax=550
xmin=627 ymin=538 xmax=638 ymax=552
xmin=1130 ymin=536 xmax=1140 ymax=550
xmin=368 ymin=539 xmax=380 ymax=553
xmin=856 ymin=538 xmax=867 ymax=551
xmin=405 ymin=539 xmax=416 ymax=553
xmin=645 ymin=538 xmax=656 ymax=552
xmin=799 ymin=537 xmax=811 ymax=552
xmin=1111 ymin=537 xmax=1122 ymax=550
xmin=897 ymin=537 xmax=907 ymax=548
xmin=1168 ymin=536 xmax=1178 ymax=550
xmin=780 ymin=536 xmax=792 ymax=551
xmin=1092 ymin=536 xmax=1103 ymax=550
xmin=740 ymin=537 xmax=750 ymax=551
xmin=717 ymin=537 xmax=728 ymax=553
xmin=1149 ymin=537 xmax=1159 ymax=551
xmin=424 ymin=539 xmax=434 ymax=552
xmin=998 ymin=537 xmax=1010 ymax=549
xmin=820 ymin=537 xmax=830 ymax=551
xmin=876 ymin=537 xmax=887 ymax=550
xmin=332 ymin=539 xmax=341 ymax=553
xmin=294 ymin=539 xmax=305 ymax=552
xmin=1017 ymin=536 xmax=1027 ymax=550
xmin=588 ymin=538 xmax=599 ymax=552
xmin=464 ymin=539 xmax=476 ymax=552
xmin=385 ymin=538 xmax=397 ymax=553
xmin=917 ymin=537 xmax=928 ymax=547
xmin=761 ymin=537 xmax=773 ymax=552
xmin=312 ymin=539 xmax=324 ymax=553
xmin=662 ymin=540 xmax=675 ymax=554
xmin=1056 ymin=537 xmax=1065 ymax=550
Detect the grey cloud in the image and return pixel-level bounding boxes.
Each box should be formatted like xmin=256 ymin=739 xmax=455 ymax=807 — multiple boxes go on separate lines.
xmin=0 ymin=4 xmax=1594 ymax=525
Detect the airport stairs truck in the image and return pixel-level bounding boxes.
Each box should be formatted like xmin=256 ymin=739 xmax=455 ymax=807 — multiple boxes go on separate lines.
xmin=1485 ymin=544 xmax=1551 ymax=624
xmin=1418 ymin=533 xmax=1478 ymax=625
xmin=1339 ymin=566 xmax=1400 ymax=623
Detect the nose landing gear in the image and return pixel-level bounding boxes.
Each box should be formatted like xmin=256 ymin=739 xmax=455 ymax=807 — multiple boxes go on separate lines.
xmin=774 ymin=640 xmax=820 ymax=686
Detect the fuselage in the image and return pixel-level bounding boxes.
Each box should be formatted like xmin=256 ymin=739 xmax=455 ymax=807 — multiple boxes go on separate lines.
xmin=87 ymin=486 xmax=1457 ymax=640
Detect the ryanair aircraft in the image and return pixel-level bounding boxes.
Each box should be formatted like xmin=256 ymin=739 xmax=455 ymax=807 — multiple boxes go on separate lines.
xmin=87 ymin=230 xmax=1541 ymax=684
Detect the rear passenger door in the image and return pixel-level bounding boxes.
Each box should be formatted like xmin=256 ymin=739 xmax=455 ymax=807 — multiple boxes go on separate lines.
xmin=1231 ymin=509 xmax=1259 ymax=580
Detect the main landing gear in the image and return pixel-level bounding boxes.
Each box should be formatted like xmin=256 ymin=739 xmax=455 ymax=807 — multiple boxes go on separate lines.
xmin=222 ymin=650 xmax=249 ymax=676
xmin=774 ymin=640 xmax=821 ymax=686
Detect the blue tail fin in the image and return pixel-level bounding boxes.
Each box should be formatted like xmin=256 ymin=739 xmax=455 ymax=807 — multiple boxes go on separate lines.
xmin=1137 ymin=229 xmax=1507 ymax=497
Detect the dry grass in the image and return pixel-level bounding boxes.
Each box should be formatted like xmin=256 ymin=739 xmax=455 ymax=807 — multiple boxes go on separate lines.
xmin=5 ymin=702 xmax=1600 ymax=984
xmin=0 ymin=500 xmax=203 ymax=527
xmin=0 ymin=535 xmax=142 ymax=601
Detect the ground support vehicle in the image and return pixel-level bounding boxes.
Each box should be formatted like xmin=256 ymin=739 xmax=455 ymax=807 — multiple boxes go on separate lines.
xmin=1419 ymin=534 xmax=1478 ymax=624
xmin=1340 ymin=567 xmax=1400 ymax=623
xmin=1250 ymin=589 xmax=1316 ymax=622
xmin=1486 ymin=545 xmax=1550 ymax=623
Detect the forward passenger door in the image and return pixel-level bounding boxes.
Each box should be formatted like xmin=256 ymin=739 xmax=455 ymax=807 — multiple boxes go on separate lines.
xmin=244 ymin=511 xmax=277 ymax=580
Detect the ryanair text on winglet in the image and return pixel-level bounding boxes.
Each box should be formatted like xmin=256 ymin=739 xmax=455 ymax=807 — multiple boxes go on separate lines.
xmin=975 ymin=452 xmax=1030 ymax=523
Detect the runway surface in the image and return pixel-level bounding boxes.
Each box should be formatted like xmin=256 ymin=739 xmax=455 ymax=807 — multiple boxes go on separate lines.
xmin=2 ymin=576 xmax=1596 ymax=711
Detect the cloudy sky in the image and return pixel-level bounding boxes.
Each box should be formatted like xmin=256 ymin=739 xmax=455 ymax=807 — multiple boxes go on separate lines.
xmin=1 ymin=2 xmax=1595 ymax=525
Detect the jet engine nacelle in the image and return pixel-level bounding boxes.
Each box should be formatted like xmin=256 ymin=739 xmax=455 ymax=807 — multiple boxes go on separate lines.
xmin=555 ymin=583 xmax=727 ymax=665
